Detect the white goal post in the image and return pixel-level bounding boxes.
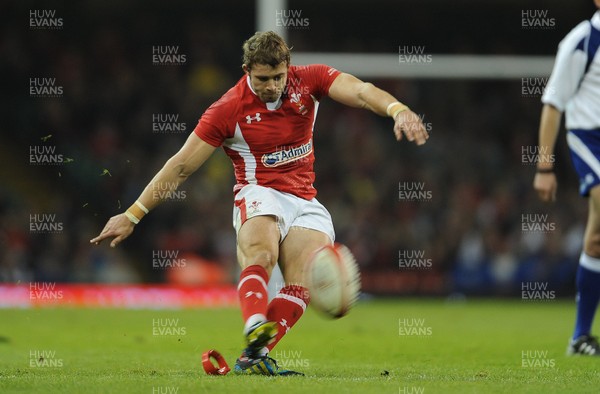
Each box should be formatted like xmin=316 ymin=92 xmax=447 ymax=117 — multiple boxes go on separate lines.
xmin=256 ymin=0 xmax=554 ymax=79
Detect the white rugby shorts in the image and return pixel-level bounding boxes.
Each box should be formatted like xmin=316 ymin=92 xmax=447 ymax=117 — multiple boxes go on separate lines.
xmin=232 ymin=184 xmax=335 ymax=242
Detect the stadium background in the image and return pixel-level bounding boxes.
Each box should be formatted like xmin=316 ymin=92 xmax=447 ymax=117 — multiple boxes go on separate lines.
xmin=1 ymin=0 xmax=597 ymax=298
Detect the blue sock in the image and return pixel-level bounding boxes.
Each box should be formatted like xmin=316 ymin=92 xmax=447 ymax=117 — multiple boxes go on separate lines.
xmin=573 ymin=254 xmax=600 ymax=340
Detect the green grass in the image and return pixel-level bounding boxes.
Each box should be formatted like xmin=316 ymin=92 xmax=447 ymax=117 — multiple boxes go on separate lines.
xmin=1 ymin=299 xmax=600 ymax=393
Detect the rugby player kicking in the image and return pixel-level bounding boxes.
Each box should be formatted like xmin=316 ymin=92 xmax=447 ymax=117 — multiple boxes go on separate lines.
xmin=91 ymin=31 xmax=428 ymax=375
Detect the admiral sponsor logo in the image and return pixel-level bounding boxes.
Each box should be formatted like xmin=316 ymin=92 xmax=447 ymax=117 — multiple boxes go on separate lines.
xmin=262 ymin=140 xmax=312 ymax=167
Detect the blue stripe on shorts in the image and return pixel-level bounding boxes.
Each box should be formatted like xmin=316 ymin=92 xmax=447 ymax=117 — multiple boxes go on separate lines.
xmin=567 ymin=129 xmax=600 ymax=197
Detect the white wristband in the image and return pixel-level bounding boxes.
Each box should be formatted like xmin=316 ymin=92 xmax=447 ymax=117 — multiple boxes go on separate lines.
xmin=135 ymin=200 xmax=149 ymax=214
xmin=124 ymin=210 xmax=140 ymax=224
xmin=386 ymin=102 xmax=409 ymax=119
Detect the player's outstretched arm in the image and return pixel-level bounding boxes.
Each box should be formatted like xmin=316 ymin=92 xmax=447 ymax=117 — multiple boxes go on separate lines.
xmin=328 ymin=73 xmax=428 ymax=145
xmin=533 ymin=104 xmax=561 ymax=202
xmin=90 ymin=133 xmax=217 ymax=247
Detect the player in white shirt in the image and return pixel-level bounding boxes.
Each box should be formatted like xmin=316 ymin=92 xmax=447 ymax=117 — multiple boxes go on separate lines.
xmin=534 ymin=0 xmax=600 ymax=356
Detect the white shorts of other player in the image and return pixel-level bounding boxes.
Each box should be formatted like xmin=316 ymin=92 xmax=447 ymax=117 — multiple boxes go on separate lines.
xmin=232 ymin=184 xmax=335 ymax=243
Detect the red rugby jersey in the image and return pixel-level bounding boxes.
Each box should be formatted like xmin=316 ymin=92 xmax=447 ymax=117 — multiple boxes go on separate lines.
xmin=194 ymin=64 xmax=341 ymax=200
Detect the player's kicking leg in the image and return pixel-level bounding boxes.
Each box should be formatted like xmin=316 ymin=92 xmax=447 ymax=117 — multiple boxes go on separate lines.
xmin=233 ymin=215 xmax=282 ymax=374
xmin=257 ymin=226 xmax=331 ymax=375
xmin=568 ymin=186 xmax=600 ymax=356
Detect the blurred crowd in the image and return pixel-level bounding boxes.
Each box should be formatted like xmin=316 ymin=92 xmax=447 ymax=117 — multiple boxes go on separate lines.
xmin=0 ymin=1 xmax=594 ymax=295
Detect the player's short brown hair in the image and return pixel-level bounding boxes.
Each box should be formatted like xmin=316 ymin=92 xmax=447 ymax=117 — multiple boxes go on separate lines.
xmin=242 ymin=31 xmax=291 ymax=70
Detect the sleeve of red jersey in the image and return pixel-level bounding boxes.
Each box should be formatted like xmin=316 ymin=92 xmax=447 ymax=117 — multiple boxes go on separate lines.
xmin=193 ymin=98 xmax=235 ymax=147
xmin=301 ymin=64 xmax=341 ymax=100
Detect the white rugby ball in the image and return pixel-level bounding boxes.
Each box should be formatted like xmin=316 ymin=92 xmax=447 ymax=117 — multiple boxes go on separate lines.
xmin=306 ymin=243 xmax=361 ymax=319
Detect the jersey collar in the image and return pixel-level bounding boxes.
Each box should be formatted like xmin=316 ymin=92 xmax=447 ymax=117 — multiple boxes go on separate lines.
xmin=246 ymin=75 xmax=282 ymax=111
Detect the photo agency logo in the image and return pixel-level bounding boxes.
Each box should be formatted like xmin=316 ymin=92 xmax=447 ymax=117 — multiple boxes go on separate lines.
xmin=398 ymin=249 xmax=432 ymax=270
xmin=152 ymin=250 xmax=187 ymax=270
xmin=521 ymin=78 xmax=553 ymax=98
xmin=521 ymin=213 xmax=556 ymax=233
xmin=398 ymin=181 xmax=432 ymax=202
xmin=521 ymin=282 xmax=555 ymax=301
xmin=29 ymin=144 xmax=65 ymax=165
xmin=272 ymin=349 xmax=310 ymax=369
xmin=399 ymin=387 xmax=425 ymax=394
xmin=405 ymin=113 xmax=433 ymax=133
xmin=521 ymin=9 xmax=556 ymax=30
xmin=151 ymin=182 xmax=187 ymax=202
xmin=521 ymin=145 xmax=555 ymax=166
xmin=152 ymin=45 xmax=187 ymax=65
xmin=29 ymin=9 xmax=63 ymax=29
xmin=399 ymin=317 xmax=432 ymax=337
xmin=29 ymin=77 xmax=63 ymax=98
xmin=152 ymin=387 xmax=180 ymax=394
xmin=399 ymin=45 xmax=432 ymax=64
xmin=152 ymin=113 xmax=187 ymax=133
xmin=29 ymin=214 xmax=63 ymax=233
xmin=521 ymin=350 xmax=555 ymax=368
xmin=275 ymin=9 xmax=310 ymax=29
xmin=29 ymin=282 xmax=63 ymax=301
xmin=29 ymin=350 xmax=63 ymax=367
xmin=152 ymin=318 xmax=187 ymax=336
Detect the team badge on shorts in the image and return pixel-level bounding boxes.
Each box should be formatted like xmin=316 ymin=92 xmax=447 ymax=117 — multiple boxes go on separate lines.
xmin=248 ymin=200 xmax=262 ymax=215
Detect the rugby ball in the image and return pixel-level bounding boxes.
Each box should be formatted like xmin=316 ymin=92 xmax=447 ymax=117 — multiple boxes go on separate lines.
xmin=306 ymin=243 xmax=361 ymax=319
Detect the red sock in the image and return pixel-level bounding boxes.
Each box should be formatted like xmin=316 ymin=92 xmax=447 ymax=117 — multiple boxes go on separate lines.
xmin=238 ymin=265 xmax=269 ymax=333
xmin=266 ymin=285 xmax=310 ymax=351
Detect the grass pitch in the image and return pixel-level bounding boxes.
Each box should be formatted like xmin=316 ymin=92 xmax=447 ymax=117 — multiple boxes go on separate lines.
xmin=1 ymin=299 xmax=599 ymax=393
